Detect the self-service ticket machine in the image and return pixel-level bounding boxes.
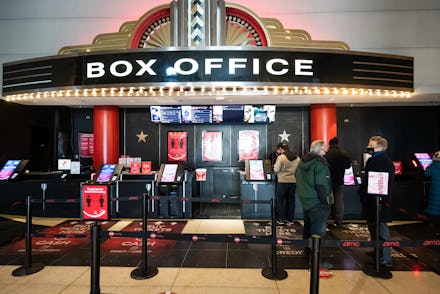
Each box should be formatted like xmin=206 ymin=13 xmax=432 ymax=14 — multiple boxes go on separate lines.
xmin=0 ymin=159 xmax=29 ymax=181
xmin=81 ymin=164 xmax=123 ymax=220
xmin=240 ymin=159 xmax=275 ymax=219
xmin=152 ymin=163 xmax=190 ymax=219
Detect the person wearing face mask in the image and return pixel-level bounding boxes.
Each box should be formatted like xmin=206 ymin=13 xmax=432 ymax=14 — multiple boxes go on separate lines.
xmin=359 ymin=136 xmax=395 ymax=279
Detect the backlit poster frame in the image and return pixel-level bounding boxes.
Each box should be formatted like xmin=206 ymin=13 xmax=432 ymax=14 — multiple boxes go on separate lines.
xmin=202 ymin=131 xmax=223 ymax=161
xmin=238 ymin=130 xmax=259 ymax=161
xmin=167 ymin=131 xmax=187 ymax=162
xmin=79 ymin=133 xmax=94 ymax=159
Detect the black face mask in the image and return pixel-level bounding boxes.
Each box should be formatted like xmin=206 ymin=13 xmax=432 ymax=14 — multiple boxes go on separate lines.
xmin=366 ymin=147 xmax=375 ymax=155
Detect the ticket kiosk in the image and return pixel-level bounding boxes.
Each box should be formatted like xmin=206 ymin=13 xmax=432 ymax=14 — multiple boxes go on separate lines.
xmin=152 ymin=163 xmax=190 ymax=218
xmin=241 ymin=159 xmax=275 ymax=219
xmin=81 ymin=163 xmax=123 ymax=220
xmin=0 ymin=159 xmax=28 ymax=181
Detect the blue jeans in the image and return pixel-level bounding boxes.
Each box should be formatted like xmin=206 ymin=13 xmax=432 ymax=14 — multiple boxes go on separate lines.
xmin=276 ymin=183 xmax=296 ymax=222
xmin=302 ymin=203 xmax=330 ymax=239
xmin=367 ymin=220 xmax=392 ymax=266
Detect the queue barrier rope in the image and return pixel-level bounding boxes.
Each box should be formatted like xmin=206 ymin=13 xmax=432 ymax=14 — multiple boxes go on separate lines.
xmin=10 ymin=194 xmax=440 ymax=294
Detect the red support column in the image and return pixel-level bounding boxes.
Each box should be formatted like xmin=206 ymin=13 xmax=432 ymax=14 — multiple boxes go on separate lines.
xmin=310 ymin=104 xmax=337 ymax=144
xmin=93 ymin=106 xmax=119 ymax=171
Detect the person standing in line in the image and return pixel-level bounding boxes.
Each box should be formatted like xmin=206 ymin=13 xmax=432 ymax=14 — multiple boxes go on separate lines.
xmin=295 ymin=140 xmax=333 ymax=269
xmin=424 ymin=151 xmax=440 ymax=216
xmin=325 ymin=137 xmax=352 ymax=226
xmin=273 ymin=142 xmax=300 ymax=226
xmin=359 ymin=135 xmax=395 ymax=279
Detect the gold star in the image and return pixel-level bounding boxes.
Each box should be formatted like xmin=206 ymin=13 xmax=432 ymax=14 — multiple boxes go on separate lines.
xmin=136 ymin=131 xmax=148 ymax=143
xmin=278 ymin=130 xmax=291 ymax=142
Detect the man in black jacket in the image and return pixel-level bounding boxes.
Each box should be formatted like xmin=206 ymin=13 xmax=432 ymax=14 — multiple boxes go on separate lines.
xmin=325 ymin=137 xmax=351 ymax=226
xmin=359 ymin=135 xmax=395 ymax=279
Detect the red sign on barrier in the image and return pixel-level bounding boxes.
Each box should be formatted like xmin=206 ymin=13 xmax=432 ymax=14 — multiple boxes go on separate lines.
xmin=81 ymin=185 xmax=109 ymax=220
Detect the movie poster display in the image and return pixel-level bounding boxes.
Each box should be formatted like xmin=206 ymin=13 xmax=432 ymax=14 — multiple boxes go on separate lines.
xmin=79 ymin=133 xmax=94 ymax=158
xmin=167 ymin=132 xmax=187 ymax=162
xmin=202 ymin=131 xmax=222 ymax=161
xmin=238 ymin=130 xmax=259 ymax=161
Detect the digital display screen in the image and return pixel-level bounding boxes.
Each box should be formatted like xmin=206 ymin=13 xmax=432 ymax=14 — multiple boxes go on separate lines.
xmin=344 ymin=166 xmax=356 ymax=185
xmin=223 ymin=105 xmax=244 ymax=122
xmin=181 ymin=105 xmax=213 ymax=123
xmin=248 ymin=160 xmax=265 ymax=180
xmin=244 ymin=105 xmax=275 ymax=123
xmin=414 ymin=153 xmax=433 ymax=171
xmin=96 ymin=164 xmax=117 ymax=182
xmin=0 ymin=160 xmax=21 ymax=180
xmin=160 ymin=164 xmax=178 ymax=183
xmin=150 ymin=106 xmax=182 ymax=123
xmin=58 ymin=159 xmax=72 ymax=171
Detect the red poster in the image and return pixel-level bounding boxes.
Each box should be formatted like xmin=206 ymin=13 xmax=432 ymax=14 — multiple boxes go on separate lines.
xmin=167 ymin=132 xmax=187 ymax=162
xmin=79 ymin=133 xmax=94 ymax=158
xmin=202 ymin=131 xmax=223 ymax=161
xmin=238 ymin=130 xmax=259 ymax=161
xmin=130 ymin=161 xmax=141 ymax=174
xmin=82 ymin=185 xmax=109 ymax=220
xmin=141 ymin=161 xmax=152 ymax=174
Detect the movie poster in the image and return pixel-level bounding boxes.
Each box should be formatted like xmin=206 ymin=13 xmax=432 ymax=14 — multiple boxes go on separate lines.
xmin=202 ymin=131 xmax=222 ymax=161
xmin=167 ymin=132 xmax=187 ymax=162
xmin=79 ymin=133 xmax=94 ymax=158
xmin=238 ymin=130 xmax=259 ymax=161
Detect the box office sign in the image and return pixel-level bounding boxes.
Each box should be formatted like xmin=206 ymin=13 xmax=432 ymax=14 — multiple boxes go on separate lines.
xmin=2 ymin=49 xmax=413 ymax=95
xmin=81 ymin=185 xmax=110 ymax=220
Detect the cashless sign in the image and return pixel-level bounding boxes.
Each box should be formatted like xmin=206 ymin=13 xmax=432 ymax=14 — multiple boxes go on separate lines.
xmin=81 ymin=185 xmax=110 ymax=220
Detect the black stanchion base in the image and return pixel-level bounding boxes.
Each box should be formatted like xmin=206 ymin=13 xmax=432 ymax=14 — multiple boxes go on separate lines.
xmin=12 ymin=263 xmax=45 ymax=276
xmin=130 ymin=266 xmax=159 ymax=280
xmin=362 ymin=264 xmax=393 ymax=280
xmin=261 ymin=268 xmax=288 ymax=280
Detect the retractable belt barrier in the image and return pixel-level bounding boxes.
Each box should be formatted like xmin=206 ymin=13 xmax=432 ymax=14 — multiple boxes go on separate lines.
xmin=11 ymin=194 xmax=440 ymax=294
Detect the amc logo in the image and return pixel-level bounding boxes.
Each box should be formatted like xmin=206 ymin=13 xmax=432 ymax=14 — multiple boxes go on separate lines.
xmin=382 ymin=241 xmax=400 ymax=247
xmin=342 ymin=241 xmax=360 ymax=247
xmin=423 ymin=240 xmax=440 ymax=246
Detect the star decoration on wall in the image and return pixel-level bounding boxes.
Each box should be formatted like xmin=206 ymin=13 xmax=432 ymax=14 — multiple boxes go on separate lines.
xmin=278 ymin=130 xmax=291 ymax=142
xmin=136 ymin=130 xmax=148 ymax=143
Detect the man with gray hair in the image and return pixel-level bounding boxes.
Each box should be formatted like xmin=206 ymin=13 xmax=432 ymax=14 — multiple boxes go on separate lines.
xmin=295 ymin=140 xmax=333 ymax=269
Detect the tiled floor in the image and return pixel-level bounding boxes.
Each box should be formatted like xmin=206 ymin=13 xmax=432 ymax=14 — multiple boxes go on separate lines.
xmin=1 ymin=266 xmax=440 ymax=293
xmin=0 ymin=215 xmax=439 ymax=293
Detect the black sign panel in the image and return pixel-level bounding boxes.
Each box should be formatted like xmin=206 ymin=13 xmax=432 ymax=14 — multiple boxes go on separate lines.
xmin=2 ymin=48 xmax=414 ymax=95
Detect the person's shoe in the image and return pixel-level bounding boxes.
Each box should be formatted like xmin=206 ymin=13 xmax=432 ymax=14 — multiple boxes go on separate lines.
xmin=320 ymin=261 xmax=333 ymax=270
xmin=276 ymin=219 xmax=284 ymax=226
xmin=378 ymin=265 xmax=393 ymax=279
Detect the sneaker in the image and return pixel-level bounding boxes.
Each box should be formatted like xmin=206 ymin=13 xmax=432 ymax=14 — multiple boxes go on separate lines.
xmin=276 ymin=219 xmax=284 ymax=226
xmin=378 ymin=265 xmax=393 ymax=279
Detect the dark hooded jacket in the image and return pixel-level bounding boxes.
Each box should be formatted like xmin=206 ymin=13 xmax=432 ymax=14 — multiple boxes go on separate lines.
xmin=359 ymin=151 xmax=395 ymax=222
xmin=295 ymin=152 xmax=332 ymax=211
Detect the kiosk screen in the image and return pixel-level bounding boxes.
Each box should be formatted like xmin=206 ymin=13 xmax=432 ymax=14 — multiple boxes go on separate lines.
xmin=95 ymin=164 xmax=122 ymax=183
xmin=413 ymin=153 xmax=433 ymax=171
xmin=0 ymin=160 xmax=27 ymax=180
xmin=160 ymin=164 xmax=179 ymax=183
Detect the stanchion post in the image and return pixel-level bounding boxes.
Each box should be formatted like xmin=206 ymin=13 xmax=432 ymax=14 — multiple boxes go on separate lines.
xmin=12 ymin=196 xmax=44 ymax=276
xmin=375 ymin=195 xmax=380 ymax=273
xmin=310 ymin=235 xmax=321 ymax=294
xmin=131 ymin=193 xmax=158 ymax=279
xmin=261 ymin=198 xmax=288 ymax=280
xmin=90 ymin=221 xmax=101 ymax=294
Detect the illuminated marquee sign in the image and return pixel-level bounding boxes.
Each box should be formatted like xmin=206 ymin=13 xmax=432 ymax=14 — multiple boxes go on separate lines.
xmin=2 ymin=48 xmax=414 ymax=95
